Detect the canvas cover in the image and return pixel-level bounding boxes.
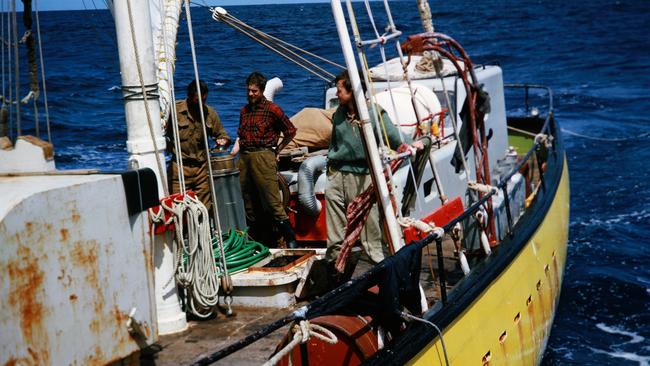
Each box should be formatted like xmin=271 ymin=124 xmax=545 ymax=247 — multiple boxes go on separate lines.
xmin=284 ymin=107 xmax=335 ymax=151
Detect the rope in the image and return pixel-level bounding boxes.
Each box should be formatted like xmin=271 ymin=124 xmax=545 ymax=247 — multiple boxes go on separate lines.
xmin=335 ymin=144 xmax=409 ymax=273
xmin=125 ymin=0 xmax=168 ymax=196
xmin=181 ymin=193 xmax=221 ymax=317
xmin=263 ymin=320 xmax=338 ymax=366
xmin=183 ymin=0 xmax=231 ymax=291
xmin=149 ymin=192 xmax=221 ymax=318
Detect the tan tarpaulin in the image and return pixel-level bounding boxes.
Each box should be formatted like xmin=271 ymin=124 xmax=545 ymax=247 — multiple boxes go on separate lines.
xmin=283 ymin=107 xmax=335 ymax=151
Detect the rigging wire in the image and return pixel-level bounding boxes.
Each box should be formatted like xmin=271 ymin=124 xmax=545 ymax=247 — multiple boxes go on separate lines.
xmin=182 ymin=0 xmax=231 ymax=294
xmin=0 ymin=0 xmax=6 ymax=139
xmin=11 ymin=0 xmax=20 ymax=135
xmin=34 ymin=0 xmax=51 ymax=143
xmin=362 ymin=0 xmax=425 ymax=213
xmin=6 ymin=0 xmax=13 ymax=140
xmin=207 ymin=5 xmax=343 ymax=82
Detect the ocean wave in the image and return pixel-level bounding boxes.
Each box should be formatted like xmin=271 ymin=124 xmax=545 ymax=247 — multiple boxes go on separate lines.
xmin=588 ymin=347 xmax=649 ymax=366
xmin=596 ymin=323 xmax=645 ymax=345
xmin=572 ymin=210 xmax=650 ymax=228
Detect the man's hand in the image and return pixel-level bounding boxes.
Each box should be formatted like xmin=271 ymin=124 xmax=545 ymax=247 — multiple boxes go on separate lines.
xmin=230 ymin=139 xmax=240 ymax=156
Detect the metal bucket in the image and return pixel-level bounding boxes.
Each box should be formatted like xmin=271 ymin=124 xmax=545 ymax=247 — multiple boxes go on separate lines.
xmin=211 ymin=154 xmax=246 ymax=233
xmin=211 ymin=154 xmax=236 ymax=172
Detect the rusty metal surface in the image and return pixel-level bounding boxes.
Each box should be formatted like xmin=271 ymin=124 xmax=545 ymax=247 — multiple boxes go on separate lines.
xmin=0 ymin=175 xmax=156 ymax=365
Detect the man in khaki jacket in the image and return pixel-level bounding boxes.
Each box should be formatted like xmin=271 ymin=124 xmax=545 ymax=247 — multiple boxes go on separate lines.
xmin=167 ymin=80 xmax=230 ymax=215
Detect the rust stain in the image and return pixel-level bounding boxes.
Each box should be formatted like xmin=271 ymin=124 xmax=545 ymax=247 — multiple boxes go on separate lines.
xmin=500 ymin=340 xmax=509 ymax=366
xmin=25 ymin=222 xmax=34 ymax=237
xmin=7 ymin=246 xmax=45 ymax=342
xmin=516 ymin=317 xmax=526 ymax=364
xmin=527 ymin=295 xmax=538 ymax=359
xmin=110 ymin=305 xmax=131 ymax=355
xmin=6 ymin=245 xmax=50 ymax=366
xmin=552 ymin=256 xmax=561 ymax=292
xmin=71 ymin=241 xmax=99 ymax=271
xmin=60 ymin=228 xmax=69 ymax=242
xmin=71 ymin=240 xmax=107 ymax=333
xmin=89 ymin=319 xmax=101 ymax=334
xmin=69 ymin=294 xmax=78 ymax=302
xmin=71 ymin=208 xmax=81 ymax=223
xmin=85 ymin=345 xmax=106 ymax=366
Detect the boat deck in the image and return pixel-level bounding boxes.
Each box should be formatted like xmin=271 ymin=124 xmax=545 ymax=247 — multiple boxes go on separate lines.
xmin=144 ymin=237 xmax=464 ymax=365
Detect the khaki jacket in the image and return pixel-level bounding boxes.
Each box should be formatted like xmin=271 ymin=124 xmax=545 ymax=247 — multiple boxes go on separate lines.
xmin=167 ymin=99 xmax=230 ymax=164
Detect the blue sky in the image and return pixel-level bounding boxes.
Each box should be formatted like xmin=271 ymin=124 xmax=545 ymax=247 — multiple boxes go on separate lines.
xmin=21 ymin=0 xmax=336 ymax=12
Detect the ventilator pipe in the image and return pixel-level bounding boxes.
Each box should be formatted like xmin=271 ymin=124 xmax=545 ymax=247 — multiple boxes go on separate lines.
xmin=297 ymin=155 xmax=327 ymax=216
xmin=263 ymin=77 xmax=283 ymax=102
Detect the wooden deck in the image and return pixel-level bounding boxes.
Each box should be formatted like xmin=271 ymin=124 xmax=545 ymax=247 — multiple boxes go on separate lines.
xmin=144 ymin=237 xmax=465 ymax=365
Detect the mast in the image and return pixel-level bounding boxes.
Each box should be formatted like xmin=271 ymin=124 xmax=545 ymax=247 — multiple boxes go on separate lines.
xmin=416 ymin=0 xmax=434 ymax=32
xmin=112 ymin=0 xmax=187 ymax=335
xmin=331 ymin=0 xmax=404 ymax=252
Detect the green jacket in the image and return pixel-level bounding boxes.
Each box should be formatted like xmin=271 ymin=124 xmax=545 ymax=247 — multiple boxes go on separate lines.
xmin=327 ymin=104 xmax=411 ymax=174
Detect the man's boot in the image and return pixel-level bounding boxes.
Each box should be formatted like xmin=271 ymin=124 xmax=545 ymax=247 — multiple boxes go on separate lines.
xmin=278 ymin=219 xmax=298 ymax=249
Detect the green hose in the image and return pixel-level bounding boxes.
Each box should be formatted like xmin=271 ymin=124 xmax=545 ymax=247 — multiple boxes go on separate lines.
xmin=213 ymin=229 xmax=270 ymax=274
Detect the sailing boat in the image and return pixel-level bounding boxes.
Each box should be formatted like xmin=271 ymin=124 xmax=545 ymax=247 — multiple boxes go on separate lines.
xmin=0 ymin=0 xmax=568 ymax=365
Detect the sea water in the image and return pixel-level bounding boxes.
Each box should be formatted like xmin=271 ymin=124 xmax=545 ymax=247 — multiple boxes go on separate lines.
xmin=6 ymin=1 xmax=649 ymax=364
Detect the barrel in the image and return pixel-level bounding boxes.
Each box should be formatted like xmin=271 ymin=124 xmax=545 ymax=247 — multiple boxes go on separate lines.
xmin=210 ymin=154 xmax=246 ymax=233
xmin=276 ymin=315 xmax=378 ymax=366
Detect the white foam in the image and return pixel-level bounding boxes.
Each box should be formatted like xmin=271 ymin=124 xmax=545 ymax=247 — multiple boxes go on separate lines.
xmin=589 ymin=347 xmax=650 ymax=366
xmin=596 ymin=323 xmax=644 ymax=344
xmin=574 ymin=209 xmax=650 ymax=228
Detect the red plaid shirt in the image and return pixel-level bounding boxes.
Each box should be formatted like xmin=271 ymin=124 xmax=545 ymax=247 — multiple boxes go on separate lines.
xmin=238 ymin=99 xmax=296 ymax=149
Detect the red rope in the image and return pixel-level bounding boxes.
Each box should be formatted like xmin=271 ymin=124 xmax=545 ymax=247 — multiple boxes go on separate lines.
xmin=334 ymin=144 xmax=409 ymax=273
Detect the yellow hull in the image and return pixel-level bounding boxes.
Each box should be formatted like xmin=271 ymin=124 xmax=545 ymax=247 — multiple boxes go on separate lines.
xmin=409 ymin=158 xmax=570 ymax=366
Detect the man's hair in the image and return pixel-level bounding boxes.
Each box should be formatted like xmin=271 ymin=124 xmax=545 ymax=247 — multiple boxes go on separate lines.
xmin=334 ymin=70 xmax=367 ymax=93
xmin=246 ymin=72 xmax=267 ymax=91
xmin=187 ymin=79 xmax=208 ymax=97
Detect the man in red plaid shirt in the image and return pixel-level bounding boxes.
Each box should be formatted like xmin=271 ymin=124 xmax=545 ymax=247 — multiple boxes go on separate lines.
xmin=231 ymin=72 xmax=298 ymax=248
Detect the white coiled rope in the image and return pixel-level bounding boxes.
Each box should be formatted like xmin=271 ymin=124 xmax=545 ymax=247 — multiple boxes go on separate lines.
xmin=178 ymin=194 xmax=220 ymax=318
xmin=149 ymin=193 xmax=221 ymax=318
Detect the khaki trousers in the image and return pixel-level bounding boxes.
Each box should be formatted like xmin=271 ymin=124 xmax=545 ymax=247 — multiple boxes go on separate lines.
xmin=169 ymin=160 xmax=213 ymax=214
xmin=238 ymin=150 xmax=288 ymax=223
xmin=325 ymin=168 xmax=389 ymax=264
